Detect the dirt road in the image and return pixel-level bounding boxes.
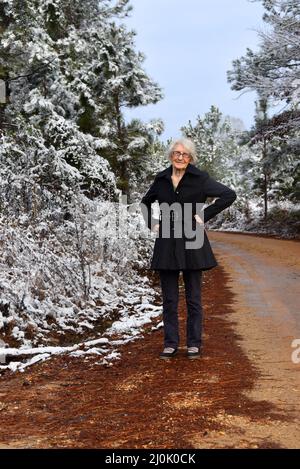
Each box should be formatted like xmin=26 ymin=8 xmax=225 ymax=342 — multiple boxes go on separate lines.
xmin=0 ymin=232 xmax=299 ymax=449
xmin=206 ymin=231 xmax=300 ymax=448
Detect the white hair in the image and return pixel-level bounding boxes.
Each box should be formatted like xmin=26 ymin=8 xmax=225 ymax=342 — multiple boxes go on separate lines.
xmin=166 ymin=138 xmax=197 ymax=163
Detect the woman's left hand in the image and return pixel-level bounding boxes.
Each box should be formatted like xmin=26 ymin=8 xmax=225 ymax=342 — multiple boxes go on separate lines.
xmin=194 ymin=214 xmax=204 ymax=225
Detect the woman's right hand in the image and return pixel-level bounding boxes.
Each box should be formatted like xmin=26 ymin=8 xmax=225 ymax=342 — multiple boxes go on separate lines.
xmin=152 ymin=223 xmax=160 ymax=233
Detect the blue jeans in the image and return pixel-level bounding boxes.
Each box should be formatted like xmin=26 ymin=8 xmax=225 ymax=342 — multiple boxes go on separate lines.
xmin=159 ymin=270 xmax=203 ymax=349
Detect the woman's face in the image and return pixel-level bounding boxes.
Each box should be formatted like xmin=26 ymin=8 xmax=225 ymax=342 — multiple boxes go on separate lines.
xmin=170 ymin=144 xmax=192 ymax=171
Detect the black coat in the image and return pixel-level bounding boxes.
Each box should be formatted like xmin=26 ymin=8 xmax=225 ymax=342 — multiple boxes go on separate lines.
xmin=140 ymin=163 xmax=237 ymax=271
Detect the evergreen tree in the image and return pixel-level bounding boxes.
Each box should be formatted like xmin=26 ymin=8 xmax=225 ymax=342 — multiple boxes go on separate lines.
xmin=227 ymin=0 xmax=300 ymax=216
xmin=0 ymin=1 xmax=165 ymax=351
xmin=180 ymin=105 xmax=240 ymax=182
xmin=227 ymin=0 xmax=300 ymax=129
xmin=0 ymin=0 xmax=164 ymax=217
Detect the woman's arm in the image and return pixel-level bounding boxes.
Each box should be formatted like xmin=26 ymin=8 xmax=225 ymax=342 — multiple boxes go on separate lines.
xmin=140 ymin=178 xmax=160 ymax=231
xmin=202 ymin=175 xmax=237 ymax=223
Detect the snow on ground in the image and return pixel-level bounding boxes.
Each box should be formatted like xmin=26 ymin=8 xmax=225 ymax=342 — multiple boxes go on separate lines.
xmin=0 ymin=207 xmax=163 ymax=374
xmin=209 ymin=198 xmax=300 ymax=239
xmin=1 ymin=197 xmax=297 ymax=375
xmin=0 ymin=296 xmax=162 ymax=374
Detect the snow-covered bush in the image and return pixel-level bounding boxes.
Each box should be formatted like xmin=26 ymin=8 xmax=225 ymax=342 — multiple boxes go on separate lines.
xmin=0 ymin=191 xmax=158 ymax=349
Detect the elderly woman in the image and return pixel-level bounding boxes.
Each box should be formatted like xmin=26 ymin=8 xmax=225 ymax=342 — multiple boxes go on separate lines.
xmin=140 ymin=138 xmax=237 ymax=359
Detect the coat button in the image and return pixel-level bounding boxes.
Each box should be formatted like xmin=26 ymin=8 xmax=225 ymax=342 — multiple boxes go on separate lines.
xmin=176 ymin=190 xmax=179 ymax=194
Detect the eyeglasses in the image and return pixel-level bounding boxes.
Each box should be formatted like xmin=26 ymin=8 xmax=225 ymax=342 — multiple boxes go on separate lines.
xmin=172 ymin=151 xmax=191 ymax=160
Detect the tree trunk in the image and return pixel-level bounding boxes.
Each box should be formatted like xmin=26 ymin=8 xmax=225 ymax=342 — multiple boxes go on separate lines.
xmin=114 ymin=93 xmax=128 ymax=194
xmin=262 ymin=138 xmax=268 ymax=220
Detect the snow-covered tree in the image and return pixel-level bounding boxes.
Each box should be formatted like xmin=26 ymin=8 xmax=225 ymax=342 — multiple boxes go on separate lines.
xmin=0 ymin=0 xmax=164 ymax=212
xmin=227 ymin=0 xmax=300 ymax=130
xmin=0 ymin=0 xmax=164 ymax=355
xmin=180 ymin=105 xmax=241 ymax=183
xmin=227 ymin=0 xmax=300 ymax=219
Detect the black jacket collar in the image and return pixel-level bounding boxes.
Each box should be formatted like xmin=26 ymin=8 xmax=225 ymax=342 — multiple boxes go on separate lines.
xmin=156 ymin=163 xmax=208 ymax=179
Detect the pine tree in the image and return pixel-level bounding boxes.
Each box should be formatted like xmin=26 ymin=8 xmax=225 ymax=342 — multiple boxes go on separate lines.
xmin=92 ymin=21 xmax=163 ymax=194
xmin=180 ymin=105 xmax=240 ymax=182
xmin=0 ymin=1 xmax=165 ymax=351
xmin=0 ymin=0 xmax=164 ymax=215
xmin=227 ymin=0 xmax=300 ymax=129
xmin=227 ymin=0 xmax=300 ymax=217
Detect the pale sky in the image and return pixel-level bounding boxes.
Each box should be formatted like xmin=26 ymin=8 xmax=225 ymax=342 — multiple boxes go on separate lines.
xmin=123 ymin=0 xmax=270 ymax=141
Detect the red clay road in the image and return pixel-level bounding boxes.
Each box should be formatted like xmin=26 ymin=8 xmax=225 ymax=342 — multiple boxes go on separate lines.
xmin=0 ymin=231 xmax=299 ymax=448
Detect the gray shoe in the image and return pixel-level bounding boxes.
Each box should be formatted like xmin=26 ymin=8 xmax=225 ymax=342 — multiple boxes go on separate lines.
xmin=187 ymin=347 xmax=201 ymax=359
xmin=159 ymin=347 xmax=178 ymax=359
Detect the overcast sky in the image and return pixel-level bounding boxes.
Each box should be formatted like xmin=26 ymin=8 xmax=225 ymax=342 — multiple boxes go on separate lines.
xmin=123 ymin=0 xmax=269 ymax=141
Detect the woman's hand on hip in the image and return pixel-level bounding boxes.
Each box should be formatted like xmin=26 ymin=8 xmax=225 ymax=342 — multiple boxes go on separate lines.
xmin=194 ymin=214 xmax=204 ymax=225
